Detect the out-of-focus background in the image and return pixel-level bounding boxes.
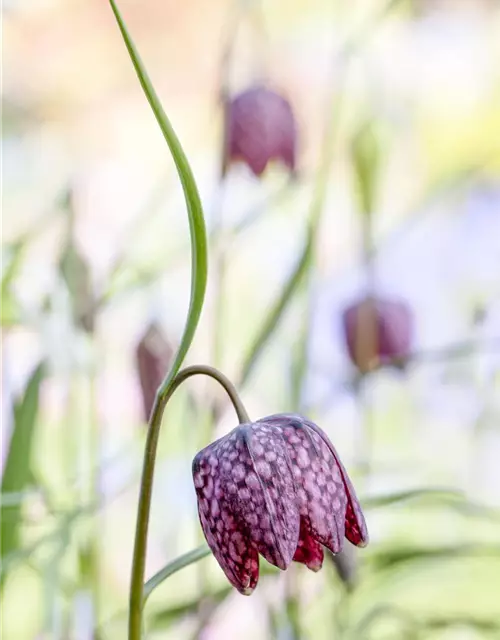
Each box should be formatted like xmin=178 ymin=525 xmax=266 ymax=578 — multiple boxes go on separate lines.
xmin=2 ymin=0 xmax=500 ymax=638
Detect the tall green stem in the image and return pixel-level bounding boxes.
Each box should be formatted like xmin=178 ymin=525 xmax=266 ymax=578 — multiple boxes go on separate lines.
xmin=106 ymin=2 xmax=209 ymax=636
xmin=358 ymin=206 xmax=377 ymax=477
xmin=128 ymin=364 xmax=249 ymax=639
xmin=88 ymin=354 xmax=103 ymax=627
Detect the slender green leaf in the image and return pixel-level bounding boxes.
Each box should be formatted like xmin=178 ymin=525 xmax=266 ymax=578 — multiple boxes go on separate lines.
xmin=237 ymin=17 xmax=350 ymax=389
xmin=1 ymin=242 xmax=24 ymax=291
xmin=0 ymin=294 xmax=21 ymax=328
xmin=352 ymin=121 xmax=380 ymax=217
xmin=108 ymin=8 xmax=209 ymax=635
xmin=242 ymin=15 xmax=356 ymax=394
xmin=144 ymin=545 xmax=211 ymax=602
xmin=59 ymin=239 xmax=95 ymax=334
xmin=108 ymin=0 xmax=208 ymax=400
xmin=239 ymin=229 xmax=313 ymax=387
xmin=289 ymin=318 xmax=309 ymax=413
xmin=361 ymin=488 xmax=463 ymax=509
xmin=1 ymin=241 xmax=26 ymax=327
xmin=143 ymin=545 xmax=281 ymax=605
xmin=1 ymin=362 xmax=45 ymax=586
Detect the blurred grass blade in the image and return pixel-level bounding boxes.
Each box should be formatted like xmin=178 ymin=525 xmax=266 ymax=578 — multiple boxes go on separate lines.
xmin=422 ymin=616 xmax=500 ymax=635
xmin=362 ymin=487 xmax=500 ymax=520
xmin=354 ymin=605 xmax=500 ymax=639
xmin=289 ymin=316 xmax=309 ymax=412
xmin=362 ymin=488 xmax=463 ymax=509
xmin=352 ymin=605 xmax=419 ymax=639
xmin=60 ymin=238 xmax=95 ymax=335
xmin=143 ymin=545 xmax=211 ymax=602
xmin=108 ymin=0 xmax=208 ymax=397
xmin=150 ymin=586 xmax=231 ymax=630
xmin=1 ymin=362 xmax=45 ymax=588
xmin=1 ymin=502 xmax=95 ymax=575
xmin=1 ymin=242 xmax=24 ymax=291
xmin=238 ymin=0 xmax=407 ymax=387
xmin=239 ymin=229 xmax=313 ymax=386
xmin=1 ymin=241 xmax=25 ymax=327
xmin=352 ymin=121 xmax=380 ymax=217
xmin=59 ymin=187 xmax=95 ymax=333
xmin=368 ymin=544 xmax=500 ymax=572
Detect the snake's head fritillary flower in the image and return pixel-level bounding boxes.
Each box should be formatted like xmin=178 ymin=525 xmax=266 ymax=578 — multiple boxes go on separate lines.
xmin=192 ymin=413 xmax=367 ymax=595
xmin=135 ymin=322 xmax=173 ymax=422
xmin=342 ymin=295 xmax=414 ymax=374
xmin=222 ymin=85 xmax=297 ymax=178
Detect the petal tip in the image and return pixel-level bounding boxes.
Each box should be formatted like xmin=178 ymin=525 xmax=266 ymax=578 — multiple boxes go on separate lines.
xmin=237 ymin=583 xmax=256 ymax=596
xmin=356 ymin=534 xmax=369 ymax=548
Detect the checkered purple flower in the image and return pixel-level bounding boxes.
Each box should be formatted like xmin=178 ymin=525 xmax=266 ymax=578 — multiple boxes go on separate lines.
xmin=192 ymin=413 xmax=367 ymax=595
xmin=342 ymin=295 xmax=414 ymax=374
xmin=222 ymin=85 xmax=297 ymax=178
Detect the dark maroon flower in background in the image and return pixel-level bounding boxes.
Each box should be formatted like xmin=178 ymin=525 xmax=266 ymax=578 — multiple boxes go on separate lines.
xmin=222 ymin=85 xmax=297 ymax=178
xmin=135 ymin=322 xmax=173 ymax=422
xmin=192 ymin=413 xmax=367 ymax=595
xmin=342 ymin=295 xmax=414 ymax=374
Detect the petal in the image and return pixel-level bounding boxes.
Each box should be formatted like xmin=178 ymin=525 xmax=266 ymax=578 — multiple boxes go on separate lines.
xmin=237 ymin=424 xmax=300 ymax=570
xmin=342 ymin=296 xmax=413 ymax=372
xmin=260 ymin=415 xmax=346 ymax=555
xmin=197 ymin=507 xmax=259 ymax=595
xmin=193 ymin=443 xmax=259 ymax=595
xmin=378 ymin=298 xmax=413 ymax=362
xmin=227 ymin=86 xmax=296 ymax=177
xmin=293 ymin=521 xmax=324 ymax=572
xmin=344 ymin=496 xmax=368 ymax=547
xmin=298 ymin=417 xmax=369 ymax=547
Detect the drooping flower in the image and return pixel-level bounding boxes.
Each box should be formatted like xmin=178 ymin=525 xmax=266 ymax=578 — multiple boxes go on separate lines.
xmin=222 ymin=85 xmax=297 ymax=178
xmin=135 ymin=322 xmax=173 ymax=422
xmin=192 ymin=413 xmax=367 ymax=595
xmin=341 ymin=295 xmax=414 ymax=374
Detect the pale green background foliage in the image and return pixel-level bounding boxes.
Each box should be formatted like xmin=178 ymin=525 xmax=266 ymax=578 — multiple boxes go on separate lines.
xmin=2 ymin=0 xmax=500 ymax=639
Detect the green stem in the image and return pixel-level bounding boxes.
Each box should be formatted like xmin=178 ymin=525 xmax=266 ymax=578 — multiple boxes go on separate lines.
xmin=209 ymin=181 xmax=228 ymax=384
xmin=128 ymin=364 xmax=249 ymax=640
xmin=88 ymin=355 xmax=102 ymax=626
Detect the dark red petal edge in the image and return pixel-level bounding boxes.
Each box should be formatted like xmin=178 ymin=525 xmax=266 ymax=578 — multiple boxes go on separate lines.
xmin=292 ymin=520 xmax=324 ymax=572
xmin=193 ymin=449 xmax=260 ymax=595
xmin=301 ymin=418 xmax=368 ymax=547
xmin=259 ymin=414 xmax=368 ymax=548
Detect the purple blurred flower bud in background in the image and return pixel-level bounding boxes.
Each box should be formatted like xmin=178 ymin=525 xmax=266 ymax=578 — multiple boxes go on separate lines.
xmin=135 ymin=322 xmax=173 ymax=422
xmin=342 ymin=295 xmax=414 ymax=374
xmin=192 ymin=413 xmax=367 ymax=595
xmin=223 ymin=85 xmax=297 ymax=178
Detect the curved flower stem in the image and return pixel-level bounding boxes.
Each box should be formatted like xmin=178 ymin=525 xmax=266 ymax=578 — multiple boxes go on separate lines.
xmin=129 ymin=364 xmax=249 ymax=639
